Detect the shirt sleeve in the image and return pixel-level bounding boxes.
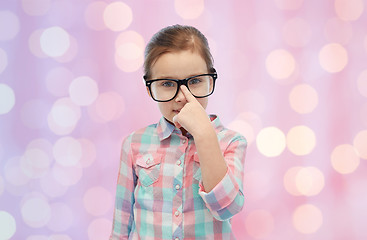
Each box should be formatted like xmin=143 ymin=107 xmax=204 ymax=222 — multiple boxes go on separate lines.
xmin=110 ymin=135 xmax=137 ymax=239
xmin=198 ymin=135 xmax=247 ymax=221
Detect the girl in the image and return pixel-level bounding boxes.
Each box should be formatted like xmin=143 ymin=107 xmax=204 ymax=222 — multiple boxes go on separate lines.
xmin=110 ymin=24 xmax=247 ymax=240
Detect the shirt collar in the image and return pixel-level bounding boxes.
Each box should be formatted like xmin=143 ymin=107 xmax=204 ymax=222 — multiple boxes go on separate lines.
xmin=157 ymin=114 xmax=223 ymax=141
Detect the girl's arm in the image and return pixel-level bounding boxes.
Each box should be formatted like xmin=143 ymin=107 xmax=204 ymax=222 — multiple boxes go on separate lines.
xmin=110 ymin=136 xmax=136 ymax=239
xmin=173 ymin=86 xmax=246 ymax=220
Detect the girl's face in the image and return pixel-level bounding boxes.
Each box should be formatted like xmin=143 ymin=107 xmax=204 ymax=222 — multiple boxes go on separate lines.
xmin=149 ymin=50 xmax=209 ymax=124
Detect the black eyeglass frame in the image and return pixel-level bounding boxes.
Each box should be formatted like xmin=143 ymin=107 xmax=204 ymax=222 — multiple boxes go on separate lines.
xmin=144 ymin=71 xmax=218 ymax=102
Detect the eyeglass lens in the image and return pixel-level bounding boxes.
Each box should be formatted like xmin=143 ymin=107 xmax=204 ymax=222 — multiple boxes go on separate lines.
xmin=150 ymin=75 xmax=214 ymax=101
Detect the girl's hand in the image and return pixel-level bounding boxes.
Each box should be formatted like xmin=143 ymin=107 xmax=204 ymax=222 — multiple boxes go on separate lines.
xmin=172 ymin=85 xmax=212 ymax=138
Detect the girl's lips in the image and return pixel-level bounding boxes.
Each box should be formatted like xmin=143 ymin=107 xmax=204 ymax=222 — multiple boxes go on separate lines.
xmin=173 ymin=109 xmax=181 ymax=113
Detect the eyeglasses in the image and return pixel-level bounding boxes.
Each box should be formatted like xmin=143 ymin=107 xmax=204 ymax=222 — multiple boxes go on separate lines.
xmin=144 ymin=72 xmax=217 ymax=102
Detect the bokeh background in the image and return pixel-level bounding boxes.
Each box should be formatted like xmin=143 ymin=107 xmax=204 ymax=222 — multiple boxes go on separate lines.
xmin=1 ymin=0 xmax=367 ymax=239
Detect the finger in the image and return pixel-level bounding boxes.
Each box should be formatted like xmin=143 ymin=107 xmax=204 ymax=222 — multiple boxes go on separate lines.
xmin=180 ymin=85 xmax=196 ymax=102
xmin=172 ymin=114 xmax=182 ymax=129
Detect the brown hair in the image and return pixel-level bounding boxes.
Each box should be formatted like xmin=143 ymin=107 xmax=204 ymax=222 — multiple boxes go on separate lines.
xmin=143 ymin=24 xmax=214 ymax=80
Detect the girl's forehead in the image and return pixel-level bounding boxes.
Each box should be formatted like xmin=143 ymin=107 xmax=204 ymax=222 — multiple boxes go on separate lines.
xmin=151 ymin=50 xmax=207 ymax=78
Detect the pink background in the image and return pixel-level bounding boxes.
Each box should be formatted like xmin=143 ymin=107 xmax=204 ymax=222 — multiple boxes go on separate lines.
xmin=1 ymin=0 xmax=367 ymax=239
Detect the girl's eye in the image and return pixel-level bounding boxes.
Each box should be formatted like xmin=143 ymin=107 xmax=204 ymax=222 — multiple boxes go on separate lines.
xmin=161 ymin=81 xmax=175 ymax=87
xmin=188 ymin=78 xmax=201 ymax=85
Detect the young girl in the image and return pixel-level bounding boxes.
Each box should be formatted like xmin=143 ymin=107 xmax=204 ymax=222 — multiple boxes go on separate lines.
xmin=110 ymin=25 xmax=247 ymax=240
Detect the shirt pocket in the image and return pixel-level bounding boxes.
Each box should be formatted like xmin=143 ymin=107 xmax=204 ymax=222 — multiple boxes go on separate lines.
xmin=136 ymin=154 xmax=162 ymax=187
xmin=193 ymin=154 xmax=201 ymax=182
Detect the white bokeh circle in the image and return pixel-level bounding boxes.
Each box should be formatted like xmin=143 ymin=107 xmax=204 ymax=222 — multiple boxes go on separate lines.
xmin=0 ymin=83 xmax=15 ymax=115
xmin=0 ymin=211 xmax=16 ymax=239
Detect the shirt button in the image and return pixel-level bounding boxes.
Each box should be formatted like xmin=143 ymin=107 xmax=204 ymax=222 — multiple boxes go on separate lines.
xmin=175 ymin=238 xmax=180 ymax=240
xmin=146 ymin=159 xmax=150 ymax=165
xmin=182 ymin=139 xmax=186 ymax=144
xmin=176 ymin=160 xmax=181 ymax=166
xmin=175 ymin=184 xmax=180 ymax=190
xmin=175 ymin=211 xmax=180 ymax=217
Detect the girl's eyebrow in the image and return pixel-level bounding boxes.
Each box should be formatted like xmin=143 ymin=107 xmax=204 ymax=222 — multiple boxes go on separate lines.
xmin=155 ymin=73 xmax=205 ymax=79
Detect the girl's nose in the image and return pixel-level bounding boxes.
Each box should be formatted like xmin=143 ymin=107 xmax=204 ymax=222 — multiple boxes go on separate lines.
xmin=175 ymin=88 xmax=187 ymax=102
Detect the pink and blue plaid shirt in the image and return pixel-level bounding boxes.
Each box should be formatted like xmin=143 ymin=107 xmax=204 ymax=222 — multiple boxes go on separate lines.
xmin=110 ymin=115 xmax=247 ymax=239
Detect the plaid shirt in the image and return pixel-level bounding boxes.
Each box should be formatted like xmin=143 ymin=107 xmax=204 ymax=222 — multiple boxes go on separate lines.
xmin=110 ymin=115 xmax=247 ymax=240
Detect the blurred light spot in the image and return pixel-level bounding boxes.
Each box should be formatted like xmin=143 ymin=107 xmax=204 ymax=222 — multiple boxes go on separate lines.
xmin=21 ymin=99 xmax=49 ymax=129
xmin=357 ymin=70 xmax=367 ymax=98
xmin=27 ymin=138 xmax=53 ymax=157
xmin=175 ymin=0 xmax=204 ymax=19
xmin=0 ymin=48 xmax=7 ymax=74
xmin=228 ymin=112 xmax=263 ymax=146
xmin=48 ymin=98 xmax=81 ymax=135
xmin=115 ymin=31 xmax=145 ymax=72
xmin=256 ymin=127 xmax=286 ymax=157
xmin=54 ymin=36 xmax=78 ymax=63
xmin=286 ymin=125 xmax=316 ymax=156
xmin=4 ymin=157 xmax=31 ymax=186
xmin=295 ymin=167 xmax=324 ymax=196
xmin=29 ymin=29 xmax=48 ymax=58
xmin=319 ymin=43 xmax=348 ymax=73
xmin=353 ymin=130 xmax=367 ymax=159
xmin=237 ymin=112 xmax=263 ymax=130
xmin=364 ymin=36 xmax=367 ymax=54
xmin=0 ymin=11 xmax=20 ymax=41
xmin=0 ymin=211 xmax=16 ymax=239
xmin=117 ymin=43 xmax=141 ymax=60
xmin=228 ymin=120 xmax=254 ymax=145
xmin=245 ymin=209 xmax=274 ymax=239
xmin=274 ymin=0 xmax=304 ymax=10
xmin=69 ymin=76 xmax=98 ymax=106
xmin=292 ymin=204 xmax=323 ymax=234
xmin=88 ymin=92 xmax=125 ymax=123
xmin=335 ymin=0 xmax=364 ymax=21
xmin=235 ymin=90 xmax=266 ymax=114
xmin=266 ymin=49 xmax=296 ymax=79
xmin=52 ymin=163 xmax=83 ymax=186
xmin=48 ymin=234 xmax=72 ymax=240
xmin=331 ymin=144 xmax=360 ymax=174
xmin=324 ymin=18 xmax=353 ymax=45
xmin=22 ymin=0 xmax=51 ymax=16
xmin=79 ymin=138 xmax=97 ymax=168
xmin=289 ymin=84 xmax=318 ymax=114
xmin=83 ymin=187 xmax=113 ymax=216
xmin=40 ymin=172 xmax=68 ymax=198
xmin=283 ymin=18 xmax=311 ymax=47
xmin=87 ymin=218 xmax=112 ymax=240
xmin=21 ymin=196 xmax=51 ymax=228
xmin=103 ymin=2 xmax=132 ymax=32
xmin=47 ymin=202 xmax=73 ymax=232
xmin=84 ymin=1 xmax=107 ymax=31
xmin=20 ymin=148 xmax=50 ymax=179
xmin=40 ymin=27 xmax=70 ymax=57
xmin=46 ymin=67 xmax=74 ymax=97
xmin=283 ymin=166 xmax=303 ymax=196
xmin=53 ymin=137 xmax=82 ymax=167
xmin=0 ymin=84 xmax=15 ymax=115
